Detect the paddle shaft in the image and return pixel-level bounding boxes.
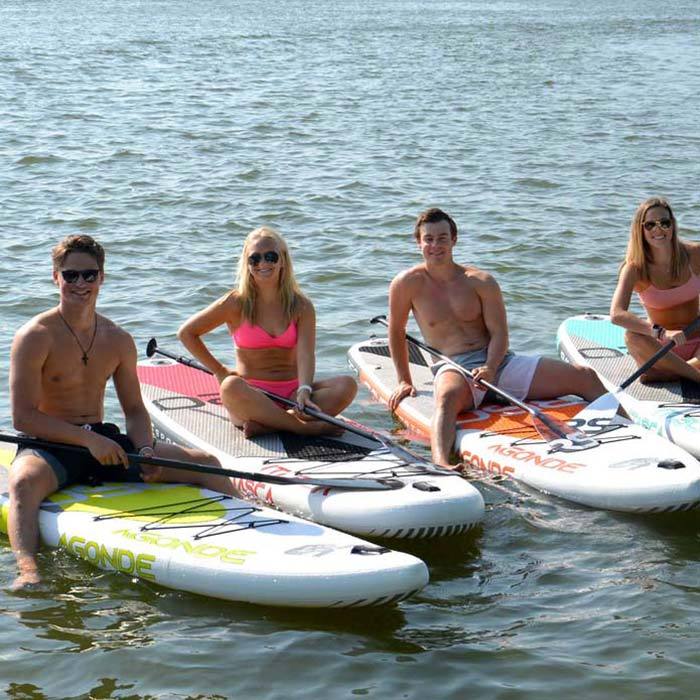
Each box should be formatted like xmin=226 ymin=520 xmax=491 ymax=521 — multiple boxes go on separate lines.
xmin=147 ymin=341 xmax=394 ymax=449
xmin=0 ymin=432 xmax=400 ymax=490
xmin=619 ymin=315 xmax=700 ymax=390
xmin=373 ymin=317 xmax=549 ymax=418
xmin=371 ymin=315 xmax=591 ymax=444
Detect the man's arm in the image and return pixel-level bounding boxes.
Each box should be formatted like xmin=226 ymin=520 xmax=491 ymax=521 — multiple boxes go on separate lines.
xmin=113 ymin=331 xmax=154 ymax=454
xmin=473 ymin=275 xmax=509 ymax=384
xmin=387 ymin=272 xmax=417 ymax=411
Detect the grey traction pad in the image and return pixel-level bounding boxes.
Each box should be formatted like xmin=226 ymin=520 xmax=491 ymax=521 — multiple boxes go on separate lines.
xmin=563 ymin=321 xmax=700 ymax=405
xmin=141 ymin=382 xmax=374 ymax=461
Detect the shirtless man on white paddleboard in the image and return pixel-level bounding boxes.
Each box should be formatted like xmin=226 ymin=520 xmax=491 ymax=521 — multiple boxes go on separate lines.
xmin=387 ymin=207 xmax=604 ymax=468
xmin=8 ymin=235 xmax=233 ymax=588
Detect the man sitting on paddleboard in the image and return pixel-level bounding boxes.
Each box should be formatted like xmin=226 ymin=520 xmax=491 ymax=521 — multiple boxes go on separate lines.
xmin=387 ymin=208 xmax=604 ymax=468
xmin=8 ymin=235 xmax=234 ymax=589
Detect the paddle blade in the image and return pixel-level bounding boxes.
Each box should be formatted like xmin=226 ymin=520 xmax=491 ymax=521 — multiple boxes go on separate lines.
xmin=530 ymin=412 xmax=571 ymax=442
xmin=574 ymin=391 xmax=621 ymax=422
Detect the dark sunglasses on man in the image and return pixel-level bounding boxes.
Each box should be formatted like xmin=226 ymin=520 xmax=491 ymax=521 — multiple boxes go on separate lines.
xmin=60 ymin=269 xmax=101 ymax=283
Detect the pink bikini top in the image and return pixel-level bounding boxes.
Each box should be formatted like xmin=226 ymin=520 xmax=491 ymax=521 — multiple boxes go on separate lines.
xmin=637 ymin=272 xmax=700 ymax=310
xmin=232 ymin=319 xmax=298 ymax=350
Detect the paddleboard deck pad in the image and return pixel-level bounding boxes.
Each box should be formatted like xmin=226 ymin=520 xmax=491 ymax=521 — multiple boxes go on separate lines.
xmin=349 ymin=337 xmax=700 ymax=513
xmin=0 ymin=443 xmax=428 ymax=607
xmin=558 ymin=314 xmax=700 ymax=458
xmin=137 ymin=359 xmax=484 ymax=538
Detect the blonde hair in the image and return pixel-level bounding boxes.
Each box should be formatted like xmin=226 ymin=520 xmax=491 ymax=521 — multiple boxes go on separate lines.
xmin=235 ymin=227 xmax=303 ymax=324
xmin=625 ymin=196 xmax=687 ymax=281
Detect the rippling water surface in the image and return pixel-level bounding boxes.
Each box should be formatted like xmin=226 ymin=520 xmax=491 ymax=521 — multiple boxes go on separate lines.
xmin=2 ymin=1 xmax=700 ymax=697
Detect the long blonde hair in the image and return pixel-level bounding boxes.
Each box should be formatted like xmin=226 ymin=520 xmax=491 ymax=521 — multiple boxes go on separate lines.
xmin=625 ymin=196 xmax=687 ymax=281
xmin=235 ymin=227 xmax=303 ymax=324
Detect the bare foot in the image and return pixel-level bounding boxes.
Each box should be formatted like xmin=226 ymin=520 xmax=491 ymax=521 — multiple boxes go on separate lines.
xmin=243 ymin=420 xmax=272 ymax=438
xmin=439 ymin=462 xmax=467 ymax=474
xmin=12 ymin=563 xmax=41 ymax=590
xmin=640 ymin=371 xmax=667 ymax=384
xmin=140 ymin=464 xmax=164 ymax=482
xmin=297 ymin=419 xmax=344 ymax=437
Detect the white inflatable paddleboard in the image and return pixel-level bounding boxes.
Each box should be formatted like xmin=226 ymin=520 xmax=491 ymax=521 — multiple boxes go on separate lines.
xmin=0 ymin=443 xmax=428 ymax=607
xmin=558 ymin=313 xmax=700 ymax=459
xmin=349 ymin=337 xmax=700 ymax=513
xmin=137 ymin=359 xmax=484 ymax=539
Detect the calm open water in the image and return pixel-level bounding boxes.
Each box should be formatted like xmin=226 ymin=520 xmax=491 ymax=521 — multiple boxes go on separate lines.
xmin=2 ymin=1 xmax=700 ymax=697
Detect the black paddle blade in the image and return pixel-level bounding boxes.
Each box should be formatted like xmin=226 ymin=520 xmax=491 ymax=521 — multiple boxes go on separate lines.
xmin=146 ymin=338 xmax=158 ymax=357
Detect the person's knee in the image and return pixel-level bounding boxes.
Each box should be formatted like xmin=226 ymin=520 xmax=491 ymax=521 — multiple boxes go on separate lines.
xmin=338 ymin=375 xmax=357 ymax=399
xmin=220 ymin=375 xmax=248 ymax=403
xmin=624 ymin=329 xmax=648 ymax=351
xmin=573 ymin=365 xmax=603 ymax=396
xmin=578 ymin=365 xmax=600 ymax=386
xmin=9 ymin=464 xmax=48 ymax=505
xmin=435 ymin=384 xmax=469 ymax=411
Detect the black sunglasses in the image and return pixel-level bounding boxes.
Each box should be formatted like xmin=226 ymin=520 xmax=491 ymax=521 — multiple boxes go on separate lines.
xmin=60 ymin=269 xmax=100 ymax=283
xmin=248 ymin=251 xmax=280 ymax=267
xmin=643 ymin=218 xmax=672 ymax=232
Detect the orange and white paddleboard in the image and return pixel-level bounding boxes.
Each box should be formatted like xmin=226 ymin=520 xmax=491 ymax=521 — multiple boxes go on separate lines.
xmin=349 ymin=337 xmax=700 ymax=513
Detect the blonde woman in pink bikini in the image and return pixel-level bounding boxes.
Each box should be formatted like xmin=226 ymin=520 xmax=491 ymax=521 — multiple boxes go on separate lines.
xmin=610 ymin=196 xmax=700 ymax=383
xmin=178 ymin=226 xmax=357 ymax=436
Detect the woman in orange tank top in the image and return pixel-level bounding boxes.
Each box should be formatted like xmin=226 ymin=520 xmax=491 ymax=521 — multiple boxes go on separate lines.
xmin=610 ymin=197 xmax=700 ymax=383
xmin=178 ymin=226 xmax=356 ymax=437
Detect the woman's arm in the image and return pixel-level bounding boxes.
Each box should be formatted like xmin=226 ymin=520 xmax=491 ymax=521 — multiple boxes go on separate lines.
xmin=295 ymin=297 xmax=317 ymax=409
xmin=178 ymin=292 xmax=238 ymax=382
xmin=610 ymin=264 xmax=657 ymax=337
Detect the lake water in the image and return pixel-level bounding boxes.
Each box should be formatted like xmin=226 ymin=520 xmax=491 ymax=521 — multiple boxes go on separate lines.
xmin=2 ymin=1 xmax=700 ymax=697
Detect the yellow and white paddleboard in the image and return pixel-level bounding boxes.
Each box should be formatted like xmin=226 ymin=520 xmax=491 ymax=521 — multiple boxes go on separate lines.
xmin=0 ymin=442 xmax=428 ymax=607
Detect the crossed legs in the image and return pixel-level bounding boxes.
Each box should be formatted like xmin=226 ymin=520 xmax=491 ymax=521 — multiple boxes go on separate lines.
xmin=220 ymin=374 xmax=357 ymax=437
xmin=625 ymin=330 xmax=700 ymax=383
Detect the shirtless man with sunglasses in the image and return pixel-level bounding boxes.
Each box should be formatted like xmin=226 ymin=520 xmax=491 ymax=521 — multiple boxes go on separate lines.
xmin=8 ymin=234 xmax=233 ymax=588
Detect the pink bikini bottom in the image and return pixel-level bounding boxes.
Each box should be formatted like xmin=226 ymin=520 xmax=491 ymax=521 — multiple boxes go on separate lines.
xmin=673 ymin=337 xmax=700 ymax=361
xmin=245 ymin=377 xmax=300 ymax=399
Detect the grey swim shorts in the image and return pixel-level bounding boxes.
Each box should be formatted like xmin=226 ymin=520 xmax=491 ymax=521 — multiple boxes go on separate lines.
xmin=430 ymin=347 xmax=540 ymax=408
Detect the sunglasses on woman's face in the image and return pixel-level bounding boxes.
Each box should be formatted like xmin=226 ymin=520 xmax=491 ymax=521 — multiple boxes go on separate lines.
xmin=60 ymin=269 xmax=100 ymax=283
xmin=643 ymin=218 xmax=672 ymax=232
xmin=248 ymin=251 xmax=280 ymax=267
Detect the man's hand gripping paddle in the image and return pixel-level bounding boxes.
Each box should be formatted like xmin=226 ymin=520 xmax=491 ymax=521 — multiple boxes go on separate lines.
xmin=370 ymin=315 xmax=598 ymax=451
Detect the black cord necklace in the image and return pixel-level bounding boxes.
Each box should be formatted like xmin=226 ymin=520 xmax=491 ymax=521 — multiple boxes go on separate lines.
xmin=57 ymin=311 xmax=98 ymax=366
